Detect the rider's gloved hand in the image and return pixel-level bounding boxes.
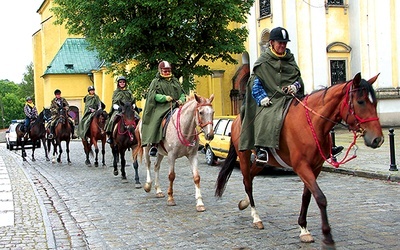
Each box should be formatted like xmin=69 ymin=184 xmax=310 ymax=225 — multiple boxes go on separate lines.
xmin=283 ymin=81 xmax=301 ymax=94
xmin=165 ymin=96 xmax=173 ymax=102
xmin=113 ymin=104 xmax=119 ymax=110
xmin=89 ymin=108 xmax=95 ymax=113
xmin=260 ymin=97 xmax=272 ymax=107
xmin=176 ymin=100 xmax=183 ymax=106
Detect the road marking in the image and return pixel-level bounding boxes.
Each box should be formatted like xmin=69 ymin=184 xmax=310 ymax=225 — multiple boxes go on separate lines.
xmin=0 ymin=156 xmax=14 ymax=227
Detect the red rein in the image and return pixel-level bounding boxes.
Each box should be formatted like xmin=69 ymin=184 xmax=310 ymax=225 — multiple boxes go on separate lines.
xmin=299 ymin=83 xmax=379 ymax=168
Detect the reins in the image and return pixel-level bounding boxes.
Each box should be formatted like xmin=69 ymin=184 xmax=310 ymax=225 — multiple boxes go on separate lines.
xmin=293 ymin=82 xmax=379 ymax=168
xmin=172 ymin=100 xmax=213 ymax=147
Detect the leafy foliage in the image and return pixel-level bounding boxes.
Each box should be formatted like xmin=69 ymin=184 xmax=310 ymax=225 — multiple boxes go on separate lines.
xmin=52 ymin=0 xmax=254 ymax=97
xmin=0 ymin=64 xmax=35 ymax=128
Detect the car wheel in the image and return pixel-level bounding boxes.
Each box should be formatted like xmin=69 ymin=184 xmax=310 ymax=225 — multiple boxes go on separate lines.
xmin=205 ymin=146 xmax=216 ymax=166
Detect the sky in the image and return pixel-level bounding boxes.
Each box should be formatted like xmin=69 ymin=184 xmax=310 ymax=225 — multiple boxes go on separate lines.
xmin=0 ymin=1 xmax=43 ymax=83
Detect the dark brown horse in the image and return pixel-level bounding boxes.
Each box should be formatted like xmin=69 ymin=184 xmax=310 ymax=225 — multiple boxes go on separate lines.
xmin=50 ymin=107 xmax=73 ymax=164
xmin=16 ymin=108 xmax=51 ymax=161
xmin=110 ymin=102 xmax=141 ymax=187
xmin=82 ymin=109 xmax=108 ymax=167
xmin=215 ymin=73 xmax=384 ymax=249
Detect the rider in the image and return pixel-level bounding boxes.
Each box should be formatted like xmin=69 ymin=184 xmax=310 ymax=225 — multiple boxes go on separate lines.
xmin=23 ymin=96 xmax=38 ymax=137
xmin=141 ymin=61 xmax=186 ymax=156
xmin=77 ymin=85 xmax=104 ymax=138
xmin=105 ymin=76 xmax=139 ymax=144
xmin=48 ymin=89 xmax=77 ymax=139
xmin=239 ymin=27 xmax=343 ymax=162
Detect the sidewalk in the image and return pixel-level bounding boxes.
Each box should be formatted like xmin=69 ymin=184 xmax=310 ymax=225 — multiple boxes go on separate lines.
xmin=322 ymin=127 xmax=400 ymax=182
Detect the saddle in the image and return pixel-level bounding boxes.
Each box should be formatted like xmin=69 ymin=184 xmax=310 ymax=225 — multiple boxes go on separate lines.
xmin=161 ymin=108 xmax=178 ymax=138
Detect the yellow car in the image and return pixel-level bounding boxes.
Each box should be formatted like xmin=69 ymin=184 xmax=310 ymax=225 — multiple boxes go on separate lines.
xmin=198 ymin=116 xmax=236 ymax=165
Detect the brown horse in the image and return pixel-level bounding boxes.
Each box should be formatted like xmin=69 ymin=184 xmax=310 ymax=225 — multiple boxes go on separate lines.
xmin=82 ymin=109 xmax=108 ymax=167
xmin=15 ymin=108 xmax=51 ymax=161
xmin=215 ymin=73 xmax=384 ymax=249
xmin=50 ymin=107 xmax=73 ymax=164
xmin=110 ymin=102 xmax=141 ymax=187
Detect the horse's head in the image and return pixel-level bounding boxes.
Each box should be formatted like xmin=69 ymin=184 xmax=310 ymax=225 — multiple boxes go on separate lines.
xmin=121 ymin=102 xmax=139 ymax=140
xmin=340 ymin=72 xmax=384 ymax=148
xmin=95 ymin=109 xmax=109 ymax=124
xmin=194 ymin=94 xmax=215 ymax=141
xmin=43 ymin=108 xmax=52 ymax=122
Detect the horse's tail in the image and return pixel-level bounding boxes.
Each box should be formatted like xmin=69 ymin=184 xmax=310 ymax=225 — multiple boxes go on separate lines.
xmin=132 ymin=126 xmax=143 ymax=162
xmin=215 ymin=139 xmax=238 ymax=198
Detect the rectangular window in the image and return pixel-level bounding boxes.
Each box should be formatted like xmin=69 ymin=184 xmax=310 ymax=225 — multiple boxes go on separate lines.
xmin=330 ymin=60 xmax=346 ymax=85
xmin=327 ymin=0 xmax=344 ymax=5
xmin=260 ymin=0 xmax=271 ymax=18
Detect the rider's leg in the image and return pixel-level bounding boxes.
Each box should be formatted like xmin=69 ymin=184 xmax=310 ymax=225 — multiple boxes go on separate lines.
xmin=69 ymin=118 xmax=77 ymax=139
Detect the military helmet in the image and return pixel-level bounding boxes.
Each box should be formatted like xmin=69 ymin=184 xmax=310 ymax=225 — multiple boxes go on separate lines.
xmin=158 ymin=61 xmax=172 ymax=78
xmin=88 ymin=86 xmax=95 ymax=92
xmin=269 ymin=27 xmax=290 ymax=42
xmin=54 ymin=89 xmax=61 ymax=95
xmin=26 ymin=96 xmax=32 ymax=101
xmin=116 ymin=76 xmax=127 ymax=83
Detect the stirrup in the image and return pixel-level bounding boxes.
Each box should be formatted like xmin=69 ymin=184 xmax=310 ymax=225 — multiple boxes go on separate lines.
xmin=48 ymin=134 xmax=54 ymax=139
xmin=149 ymin=146 xmax=158 ymax=157
xmin=256 ymin=148 xmax=268 ymax=163
xmin=106 ymin=138 xmax=113 ymax=144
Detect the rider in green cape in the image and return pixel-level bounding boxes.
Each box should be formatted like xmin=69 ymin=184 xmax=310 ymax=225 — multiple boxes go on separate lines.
xmin=77 ymin=86 xmax=103 ymax=138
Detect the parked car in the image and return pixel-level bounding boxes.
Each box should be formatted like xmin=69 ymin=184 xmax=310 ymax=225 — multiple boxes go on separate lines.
xmin=199 ymin=116 xmax=236 ymax=165
xmin=5 ymin=120 xmax=41 ymax=150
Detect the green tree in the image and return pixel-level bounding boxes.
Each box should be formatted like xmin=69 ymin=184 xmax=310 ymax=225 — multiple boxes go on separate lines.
xmin=19 ymin=63 xmax=35 ymax=101
xmin=52 ymin=0 xmax=254 ymax=97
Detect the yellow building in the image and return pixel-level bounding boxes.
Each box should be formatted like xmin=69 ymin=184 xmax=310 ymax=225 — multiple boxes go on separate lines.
xmin=33 ymin=0 xmax=400 ymax=125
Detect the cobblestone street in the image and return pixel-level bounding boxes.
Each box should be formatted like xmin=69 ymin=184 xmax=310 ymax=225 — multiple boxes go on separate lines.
xmin=0 ymin=134 xmax=399 ymax=249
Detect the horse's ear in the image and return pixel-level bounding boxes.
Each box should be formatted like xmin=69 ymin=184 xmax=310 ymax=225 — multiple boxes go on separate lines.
xmin=352 ymin=72 xmax=362 ymax=87
xmin=209 ymin=94 xmax=214 ymax=103
xmin=367 ymin=73 xmax=380 ymax=85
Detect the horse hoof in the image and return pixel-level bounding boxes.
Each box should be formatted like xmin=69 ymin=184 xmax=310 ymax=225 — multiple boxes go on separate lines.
xmin=300 ymin=233 xmax=315 ymax=243
xmin=122 ymin=175 xmax=127 ymax=180
xmin=94 ymin=163 xmax=99 ymax=167
xmin=23 ymin=158 xmax=27 ymax=162
xmin=32 ymin=158 xmax=36 ymax=162
xmin=156 ymin=192 xmax=165 ymax=198
xmin=167 ymin=199 xmax=176 ymax=206
xmin=143 ymin=183 xmax=152 ymax=192
xmin=253 ymin=221 xmax=264 ymax=229
xmin=196 ymin=205 xmax=206 ymax=212
xmin=113 ymin=170 xmax=118 ymax=176
xmin=135 ymin=183 xmax=142 ymax=189
xmin=46 ymin=158 xmax=50 ymax=161
xmin=238 ymin=199 xmax=250 ymax=210
xmin=85 ymin=160 xmax=91 ymax=166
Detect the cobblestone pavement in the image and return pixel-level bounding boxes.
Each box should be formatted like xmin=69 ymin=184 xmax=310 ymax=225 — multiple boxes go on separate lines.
xmin=0 ymin=127 xmax=399 ymax=249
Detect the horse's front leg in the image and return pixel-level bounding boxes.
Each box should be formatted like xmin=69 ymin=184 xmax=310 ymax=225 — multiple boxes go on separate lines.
xmin=101 ymin=140 xmax=106 ymax=167
xmin=132 ymin=160 xmax=141 ymax=189
xmin=21 ymin=139 xmax=27 ymax=161
xmin=93 ymin=140 xmax=99 ymax=167
xmin=120 ymin=149 xmax=127 ymax=180
xmin=31 ymin=142 xmax=36 ymax=161
xmin=66 ymin=140 xmax=71 ymax=165
xmin=57 ymin=140 xmax=63 ymax=163
xmin=166 ymin=156 xmax=176 ymax=206
xmin=112 ymin=146 xmax=119 ymax=176
xmin=153 ymin=154 xmax=165 ymax=198
xmin=41 ymin=138 xmax=50 ymax=161
xmin=188 ymin=154 xmax=205 ymax=212
xmin=143 ymin=146 xmax=153 ymax=192
xmin=297 ymin=166 xmax=335 ymax=248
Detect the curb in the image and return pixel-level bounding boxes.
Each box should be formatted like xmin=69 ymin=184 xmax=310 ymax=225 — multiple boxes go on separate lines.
xmin=322 ymin=166 xmax=400 ymax=182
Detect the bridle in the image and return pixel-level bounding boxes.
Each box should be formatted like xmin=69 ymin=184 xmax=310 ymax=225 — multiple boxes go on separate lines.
xmin=175 ymin=101 xmax=213 ymax=147
xmin=117 ymin=110 xmax=137 ymax=142
xmin=295 ymin=81 xmax=379 ymax=167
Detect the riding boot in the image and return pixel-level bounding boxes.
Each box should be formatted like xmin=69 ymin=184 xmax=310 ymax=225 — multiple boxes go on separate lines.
xmin=106 ymin=132 xmax=113 ymax=144
xmin=331 ymin=145 xmax=344 ymax=156
xmin=149 ymin=144 xmax=158 ymax=157
xmin=70 ymin=123 xmax=78 ymax=139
